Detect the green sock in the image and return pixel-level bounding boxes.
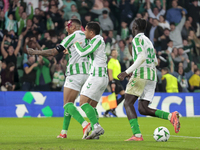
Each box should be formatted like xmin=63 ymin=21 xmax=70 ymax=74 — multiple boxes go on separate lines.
xmin=155 ymin=110 xmax=170 ymax=120
xmin=129 ymin=118 xmax=141 ymax=135
xmin=62 ymin=109 xmax=71 ymax=130
xmin=92 ymin=108 xmax=99 ymax=130
xmin=64 ymin=102 xmax=85 ymax=125
xmin=81 ymin=103 xmax=98 ymax=126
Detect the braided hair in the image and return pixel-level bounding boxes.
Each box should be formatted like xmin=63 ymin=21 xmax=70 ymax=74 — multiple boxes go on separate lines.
xmin=134 ymin=18 xmax=147 ymax=32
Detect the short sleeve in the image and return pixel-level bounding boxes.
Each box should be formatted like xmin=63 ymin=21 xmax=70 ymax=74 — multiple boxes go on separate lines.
xmin=107 ymin=59 xmax=113 ymax=70
xmin=60 ymin=33 xmax=75 ymax=49
xmin=23 ymin=63 xmax=28 ymax=68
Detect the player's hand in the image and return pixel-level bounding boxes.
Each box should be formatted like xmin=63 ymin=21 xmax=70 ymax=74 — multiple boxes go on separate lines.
xmin=117 ymin=72 xmax=128 ymax=81
xmin=27 ymin=48 xmax=36 ymax=55
xmin=111 ymin=83 xmax=116 ymax=92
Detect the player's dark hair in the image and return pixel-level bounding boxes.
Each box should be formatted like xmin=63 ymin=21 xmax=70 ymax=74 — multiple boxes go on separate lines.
xmin=86 ymin=22 xmax=100 ymax=35
xmin=134 ymin=18 xmax=147 ymax=32
xmin=71 ymin=18 xmax=82 ymax=26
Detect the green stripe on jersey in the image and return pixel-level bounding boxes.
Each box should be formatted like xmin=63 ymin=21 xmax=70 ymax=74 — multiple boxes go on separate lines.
xmin=140 ymin=67 xmax=144 ymax=79
xmin=93 ymin=68 xmax=95 ymax=76
xmin=137 ymin=46 xmax=142 ymax=52
xmin=76 ymin=43 xmax=91 ymax=52
xmin=135 ymin=38 xmax=140 ymax=46
xmin=152 ymin=69 xmax=155 ymax=81
xmin=90 ymin=38 xmax=96 ymax=44
xmin=82 ymin=62 xmax=87 ymax=74
xmin=75 ymin=63 xmax=80 ymax=74
xmin=64 ymin=34 xmax=75 ymax=48
xmin=104 ymin=68 xmax=107 ymax=77
xmin=134 ymin=69 xmax=137 ymax=78
xmin=70 ymin=64 xmax=73 ymax=75
xmin=132 ymin=42 xmax=137 ymax=61
xmin=99 ymin=67 xmax=102 ymax=77
xmin=147 ymin=68 xmax=151 ymax=80
xmin=87 ymin=40 xmax=102 ymax=56
xmin=141 ymin=39 xmax=144 ymax=46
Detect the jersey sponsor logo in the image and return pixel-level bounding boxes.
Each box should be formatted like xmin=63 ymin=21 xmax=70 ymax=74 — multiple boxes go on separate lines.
xmin=87 ymin=83 xmax=92 ymax=89
xmin=131 ymin=80 xmax=136 ymax=87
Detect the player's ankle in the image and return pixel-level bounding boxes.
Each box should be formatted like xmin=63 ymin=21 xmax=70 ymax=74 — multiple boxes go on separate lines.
xmin=168 ymin=113 xmax=172 ymax=120
xmin=135 ymin=133 xmax=142 ymax=137
xmin=82 ymin=121 xmax=88 ymax=128
xmin=94 ymin=122 xmax=100 ymax=129
xmin=61 ymin=130 xmax=67 ymax=134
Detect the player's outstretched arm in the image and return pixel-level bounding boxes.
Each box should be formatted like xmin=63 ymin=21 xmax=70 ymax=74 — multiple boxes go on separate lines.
xmin=74 ymin=39 xmax=101 ymax=57
xmin=27 ymin=48 xmax=59 ymax=57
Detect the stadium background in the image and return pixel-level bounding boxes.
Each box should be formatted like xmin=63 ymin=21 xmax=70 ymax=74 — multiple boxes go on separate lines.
xmin=0 ymin=0 xmax=200 ymax=116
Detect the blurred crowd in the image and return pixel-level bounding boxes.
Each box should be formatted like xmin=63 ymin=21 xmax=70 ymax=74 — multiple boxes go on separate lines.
xmin=0 ymin=0 xmax=200 ymax=92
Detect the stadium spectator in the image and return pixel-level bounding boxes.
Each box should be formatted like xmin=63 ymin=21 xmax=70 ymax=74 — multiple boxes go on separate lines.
xmin=188 ymin=30 xmax=200 ymax=57
xmin=172 ymin=62 xmax=194 ymax=92
xmin=159 ymin=28 xmax=171 ymax=51
xmin=21 ymin=19 xmax=33 ymax=38
xmin=21 ymin=55 xmax=37 ymax=91
xmin=98 ymin=10 xmax=114 ymax=31
xmin=119 ymin=0 xmax=136 ymax=24
xmin=34 ymin=55 xmax=51 ymax=91
xmin=62 ymin=0 xmax=76 ymax=18
xmin=48 ymin=2 xmax=63 ymax=30
xmin=169 ymin=11 xmax=186 ymax=48
xmin=82 ymin=13 xmax=91 ymax=28
xmin=120 ymin=21 xmax=129 ymax=40
xmin=51 ymin=58 xmax=65 ymax=91
xmin=161 ymin=67 xmax=182 ymax=93
xmin=39 ymin=0 xmax=49 ymax=12
xmin=187 ymin=0 xmax=200 ymax=32
xmin=0 ymin=62 xmax=15 ymax=91
xmin=147 ymin=0 xmax=166 ymax=20
xmin=172 ymin=47 xmax=190 ymax=70
xmin=138 ymin=0 xmax=155 ymax=14
xmin=149 ymin=18 xmax=163 ymax=52
xmin=0 ymin=10 xmax=5 ymax=31
xmin=108 ymin=30 xmax=118 ymax=49
xmin=181 ymin=20 xmax=194 ymax=40
xmin=15 ymin=2 xmax=33 ymax=35
xmin=76 ymin=0 xmax=93 ymax=21
xmin=32 ymin=15 xmax=45 ymax=34
xmin=189 ymin=68 xmax=200 ymax=92
xmin=158 ymin=15 xmax=170 ymax=30
xmin=67 ymin=4 xmax=80 ymax=20
xmin=166 ymin=0 xmax=187 ymax=24
xmin=4 ymin=10 xmax=17 ymax=33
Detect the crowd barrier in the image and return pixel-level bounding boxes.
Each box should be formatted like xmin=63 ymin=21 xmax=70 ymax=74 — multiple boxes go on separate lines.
xmin=0 ymin=92 xmax=199 ymax=118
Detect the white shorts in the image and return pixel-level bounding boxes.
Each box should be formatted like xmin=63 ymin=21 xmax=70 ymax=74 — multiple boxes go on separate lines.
xmin=125 ymin=77 xmax=156 ymax=102
xmin=64 ymin=74 xmax=89 ymax=92
xmin=81 ymin=76 xmax=108 ymax=102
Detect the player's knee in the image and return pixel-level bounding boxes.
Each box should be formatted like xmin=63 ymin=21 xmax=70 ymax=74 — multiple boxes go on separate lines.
xmin=124 ymin=99 xmax=133 ymax=108
xmin=138 ymin=106 xmax=146 ymax=115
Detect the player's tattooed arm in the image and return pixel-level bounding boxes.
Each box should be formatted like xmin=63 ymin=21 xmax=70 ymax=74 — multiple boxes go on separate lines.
xmin=27 ymin=48 xmax=59 ymax=56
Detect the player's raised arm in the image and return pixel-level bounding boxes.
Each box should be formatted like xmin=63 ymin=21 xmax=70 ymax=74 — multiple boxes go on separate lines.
xmin=27 ymin=47 xmax=59 ymax=57
xmin=74 ymin=38 xmax=101 ymax=57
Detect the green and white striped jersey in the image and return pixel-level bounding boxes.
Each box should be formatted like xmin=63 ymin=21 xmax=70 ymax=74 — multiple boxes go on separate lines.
xmin=132 ymin=33 xmax=158 ymax=81
xmin=60 ymin=30 xmax=89 ymax=76
xmin=74 ymin=35 xmax=108 ymax=77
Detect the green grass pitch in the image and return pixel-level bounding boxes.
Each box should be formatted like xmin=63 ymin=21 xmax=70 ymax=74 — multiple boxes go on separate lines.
xmin=0 ymin=117 xmax=199 ymax=150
